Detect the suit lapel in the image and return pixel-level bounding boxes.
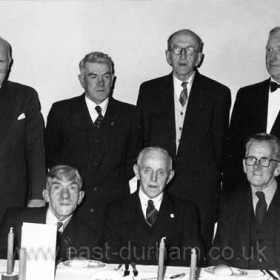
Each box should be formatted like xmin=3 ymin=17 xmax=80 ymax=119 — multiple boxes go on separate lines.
xmin=0 ymin=82 xmax=18 ymax=149
xmin=182 ymin=71 xmax=208 ymax=131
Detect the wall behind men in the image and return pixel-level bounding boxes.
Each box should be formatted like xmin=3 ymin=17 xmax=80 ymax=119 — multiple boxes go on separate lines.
xmin=0 ymin=0 xmax=279 ymax=119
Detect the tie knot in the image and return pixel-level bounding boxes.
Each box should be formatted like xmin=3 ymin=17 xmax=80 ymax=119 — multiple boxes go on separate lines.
xmin=57 ymin=221 xmax=63 ymax=231
xmin=148 ymin=199 xmax=154 ymax=206
xmin=95 ymin=106 xmax=102 ymax=115
xmin=181 ymin=82 xmax=188 ymax=89
xmin=270 ymin=81 xmax=280 ymax=92
xmin=256 ymin=191 xmax=265 ymax=201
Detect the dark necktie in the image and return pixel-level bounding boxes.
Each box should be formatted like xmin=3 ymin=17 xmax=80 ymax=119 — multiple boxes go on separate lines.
xmin=146 ymin=199 xmax=158 ymax=227
xmin=179 ymin=82 xmax=188 ymax=106
xmin=94 ymin=106 xmax=103 ymax=128
xmin=270 ymin=81 xmax=280 ymax=92
xmin=255 ymin=191 xmax=267 ymax=224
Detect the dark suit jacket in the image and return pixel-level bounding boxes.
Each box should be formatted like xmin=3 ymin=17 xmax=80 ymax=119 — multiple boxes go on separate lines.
xmin=45 ymin=95 xmax=142 ymax=231
xmin=223 ymin=79 xmax=280 ymax=192
xmin=0 ymin=81 xmax=46 ymax=222
xmin=137 ymin=71 xmax=231 ymax=246
xmin=0 ymin=207 xmax=97 ymax=261
xmin=211 ymin=184 xmax=280 ymax=269
xmin=101 ymin=192 xmax=205 ymax=266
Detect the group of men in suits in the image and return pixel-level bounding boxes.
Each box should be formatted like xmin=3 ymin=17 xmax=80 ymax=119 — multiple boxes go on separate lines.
xmin=1 ymin=24 xmax=280 ymax=268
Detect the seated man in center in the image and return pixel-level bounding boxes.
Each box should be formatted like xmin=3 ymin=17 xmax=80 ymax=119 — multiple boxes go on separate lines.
xmin=102 ymin=147 xmax=205 ymax=266
xmin=0 ymin=165 xmax=97 ymax=261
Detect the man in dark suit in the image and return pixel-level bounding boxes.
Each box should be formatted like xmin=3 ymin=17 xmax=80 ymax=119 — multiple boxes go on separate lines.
xmin=137 ymin=29 xmax=231 ymax=249
xmin=102 ymin=147 xmax=205 ymax=266
xmin=211 ymin=133 xmax=280 ymax=269
xmin=223 ymin=27 xmax=280 ymax=192
xmin=0 ymin=36 xmax=46 ymax=222
xmin=0 ymin=165 xmax=96 ymax=262
xmin=45 ymin=52 xmax=142 ymax=235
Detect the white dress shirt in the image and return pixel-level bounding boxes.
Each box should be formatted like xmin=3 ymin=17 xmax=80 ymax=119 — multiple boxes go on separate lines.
xmin=173 ymin=72 xmax=195 ymax=152
xmin=85 ymin=95 xmax=109 ymax=124
xmin=46 ymin=208 xmax=72 ymax=233
xmin=267 ymin=78 xmax=280 ymax=133
xmin=138 ymin=188 xmax=163 ymax=218
xmin=250 ymin=183 xmax=277 ymax=213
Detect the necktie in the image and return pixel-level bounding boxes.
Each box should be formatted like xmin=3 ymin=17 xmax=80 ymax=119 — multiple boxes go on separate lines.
xmin=270 ymin=81 xmax=280 ymax=92
xmin=94 ymin=106 xmax=103 ymax=128
xmin=57 ymin=221 xmax=63 ymax=234
xmin=255 ymin=191 xmax=267 ymax=224
xmin=179 ymin=82 xmax=188 ymax=106
xmin=146 ymin=200 xmax=158 ymax=227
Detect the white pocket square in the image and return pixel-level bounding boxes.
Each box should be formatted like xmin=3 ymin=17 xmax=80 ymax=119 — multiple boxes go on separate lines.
xmin=17 ymin=113 xmax=26 ymax=120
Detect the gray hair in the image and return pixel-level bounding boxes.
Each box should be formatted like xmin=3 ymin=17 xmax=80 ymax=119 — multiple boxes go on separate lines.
xmin=46 ymin=165 xmax=83 ymax=191
xmin=79 ymin=51 xmax=114 ymax=75
xmin=0 ymin=36 xmax=12 ymax=62
xmin=167 ymin=29 xmax=203 ymax=52
xmin=137 ymin=147 xmax=173 ymax=171
xmin=269 ymin=26 xmax=280 ymax=37
xmin=245 ymin=133 xmax=280 ymax=160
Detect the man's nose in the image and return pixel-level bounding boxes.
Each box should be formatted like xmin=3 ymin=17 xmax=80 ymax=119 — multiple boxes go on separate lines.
xmin=253 ymin=161 xmax=262 ymax=170
xmin=151 ymin=172 xmax=157 ymax=182
xmin=98 ymin=77 xmax=105 ymax=86
xmin=180 ymin=48 xmax=187 ymax=59
xmin=60 ymin=188 xmax=70 ymax=198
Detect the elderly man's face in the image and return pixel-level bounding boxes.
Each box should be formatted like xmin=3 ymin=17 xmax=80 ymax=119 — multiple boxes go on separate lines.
xmin=166 ymin=31 xmax=203 ymax=81
xmin=0 ymin=41 xmax=10 ymax=86
xmin=134 ymin=149 xmax=174 ymax=199
xmin=43 ymin=178 xmax=84 ymax=221
xmin=266 ymin=30 xmax=280 ymax=83
xmin=243 ymin=141 xmax=280 ymax=191
xmin=79 ymin=62 xmax=114 ymax=104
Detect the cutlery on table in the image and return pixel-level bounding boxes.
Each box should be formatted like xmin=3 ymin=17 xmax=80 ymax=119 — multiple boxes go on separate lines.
xmin=142 ymin=272 xmax=186 ymax=280
xmin=260 ymin=269 xmax=279 ymax=279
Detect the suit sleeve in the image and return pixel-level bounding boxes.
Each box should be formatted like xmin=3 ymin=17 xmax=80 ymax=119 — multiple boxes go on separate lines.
xmin=223 ymin=88 xmax=246 ymax=192
xmin=209 ymin=198 xmax=232 ymax=265
xmin=25 ymin=89 xmax=46 ymax=199
xmin=45 ymin=104 xmax=63 ymax=168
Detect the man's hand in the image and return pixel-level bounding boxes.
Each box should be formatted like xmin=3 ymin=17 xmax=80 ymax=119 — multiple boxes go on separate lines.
xmin=27 ymin=199 xmax=46 ymax=207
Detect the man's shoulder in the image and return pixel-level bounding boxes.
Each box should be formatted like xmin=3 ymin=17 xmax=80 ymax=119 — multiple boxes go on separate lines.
xmin=139 ymin=74 xmax=171 ymax=90
xmin=109 ymin=98 xmax=137 ymax=112
xmin=51 ymin=95 xmax=83 ymax=109
xmin=4 ymin=81 xmax=38 ymax=100
xmin=196 ymin=72 xmax=230 ymax=92
xmin=237 ymin=79 xmax=269 ymax=96
xmin=165 ymin=193 xmax=198 ymax=212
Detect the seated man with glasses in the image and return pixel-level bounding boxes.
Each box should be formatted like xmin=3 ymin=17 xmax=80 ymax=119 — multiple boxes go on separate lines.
xmin=210 ymin=133 xmax=280 ymax=269
xmin=137 ymin=28 xmax=231 ymax=251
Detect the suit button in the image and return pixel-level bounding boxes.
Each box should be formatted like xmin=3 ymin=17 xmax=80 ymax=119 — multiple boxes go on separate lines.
xmin=90 ymin=208 xmax=95 ymax=213
xmin=93 ymin=162 xmax=99 ymax=166
xmin=94 ymin=139 xmax=100 ymax=143
xmin=93 ymin=187 xmax=99 ymax=191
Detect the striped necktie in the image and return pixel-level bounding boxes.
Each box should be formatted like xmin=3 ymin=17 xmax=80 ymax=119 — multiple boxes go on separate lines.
xmin=146 ymin=200 xmax=158 ymax=226
xmin=94 ymin=106 xmax=103 ymax=128
xmin=179 ymin=82 xmax=188 ymax=106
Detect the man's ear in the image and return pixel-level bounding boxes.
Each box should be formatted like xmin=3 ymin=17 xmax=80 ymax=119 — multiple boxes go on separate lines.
xmin=274 ymin=164 xmax=280 ymax=177
xmin=78 ymin=74 xmax=85 ymax=88
xmin=242 ymin=159 xmax=247 ymax=174
xmin=133 ymin=164 xmax=140 ymax=180
xmin=78 ymin=191 xmax=85 ymax=205
xmin=167 ymin=170 xmax=175 ymax=185
xmin=42 ymin=189 xmax=50 ymax=203
xmin=165 ymin=50 xmax=172 ymax=66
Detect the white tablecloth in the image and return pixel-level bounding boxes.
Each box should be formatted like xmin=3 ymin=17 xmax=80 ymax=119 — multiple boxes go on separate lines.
xmin=0 ymin=259 xmax=277 ymax=280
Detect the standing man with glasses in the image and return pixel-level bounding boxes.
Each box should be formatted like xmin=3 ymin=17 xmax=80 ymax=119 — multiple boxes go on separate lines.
xmin=45 ymin=52 xmax=142 ymax=238
xmin=211 ymin=133 xmax=280 ymax=269
xmin=224 ymin=27 xmax=280 ymax=193
xmin=137 ymin=29 xmax=231 ymax=250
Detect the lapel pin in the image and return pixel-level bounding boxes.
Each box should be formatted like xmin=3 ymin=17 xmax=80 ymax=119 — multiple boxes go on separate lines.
xmin=111 ymin=122 xmax=114 ymax=126
xmin=170 ymin=214 xmax=174 ymax=218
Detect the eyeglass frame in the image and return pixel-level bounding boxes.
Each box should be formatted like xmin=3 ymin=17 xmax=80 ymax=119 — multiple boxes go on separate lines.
xmin=244 ymin=156 xmax=280 ymax=167
xmin=169 ymin=46 xmax=199 ymax=56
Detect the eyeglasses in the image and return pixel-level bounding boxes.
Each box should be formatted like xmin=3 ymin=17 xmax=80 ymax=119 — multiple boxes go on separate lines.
xmin=244 ymin=156 xmax=280 ymax=167
xmin=170 ymin=46 xmax=198 ymax=56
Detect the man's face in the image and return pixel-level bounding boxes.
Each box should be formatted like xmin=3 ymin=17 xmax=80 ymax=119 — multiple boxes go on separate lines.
xmin=134 ymin=149 xmax=174 ymax=199
xmin=0 ymin=41 xmax=10 ymax=86
xmin=78 ymin=62 xmax=114 ymax=104
xmin=166 ymin=31 xmax=203 ymax=81
xmin=243 ymin=141 xmax=279 ymax=191
xmin=43 ymin=178 xmax=85 ymax=221
xmin=266 ymin=30 xmax=280 ymax=82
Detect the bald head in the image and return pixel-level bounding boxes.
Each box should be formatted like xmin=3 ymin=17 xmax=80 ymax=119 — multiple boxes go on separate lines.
xmin=0 ymin=37 xmax=12 ymax=86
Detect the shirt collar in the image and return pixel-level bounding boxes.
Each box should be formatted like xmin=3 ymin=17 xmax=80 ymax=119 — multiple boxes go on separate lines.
xmin=138 ymin=187 xmax=164 ymax=206
xmin=85 ymin=95 xmax=109 ymax=116
xmin=173 ymin=71 xmax=195 ymax=88
xmin=250 ymin=181 xmax=277 ymax=205
xmin=46 ymin=207 xmax=72 ymax=228
xmin=270 ymin=77 xmax=280 ymax=85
